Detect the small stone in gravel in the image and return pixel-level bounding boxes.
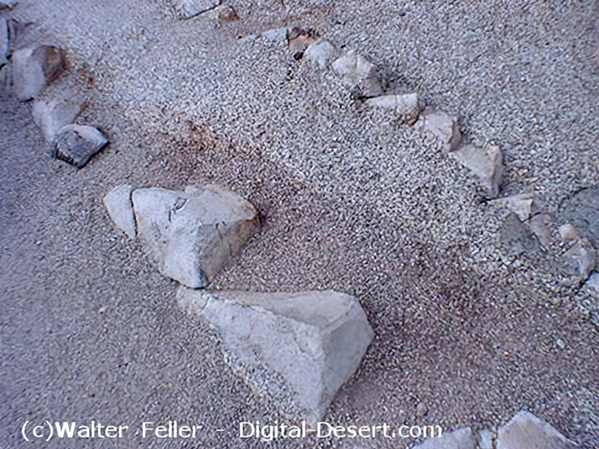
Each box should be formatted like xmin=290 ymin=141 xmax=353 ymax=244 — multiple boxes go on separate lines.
xmin=562 ymin=239 xmax=596 ymax=281
xmin=32 ymin=98 xmax=82 ymax=144
xmin=177 ymin=288 xmax=374 ymax=423
xmin=413 ymin=427 xmax=477 ymax=449
xmin=491 ymin=193 xmax=537 ymax=221
xmin=172 ymin=0 xmax=220 ymax=19
xmin=417 ymin=108 xmax=462 ymax=154
xmin=260 ymin=27 xmax=287 ymax=45
xmin=12 ymin=44 xmax=63 ymax=101
xmin=528 ymin=213 xmax=554 ymax=249
xmin=53 ymin=124 xmax=108 ymax=168
xmin=1 ymin=18 xmax=8 ymax=67
xmin=132 ymin=185 xmax=259 ymax=288
xmin=304 ymin=40 xmax=335 ymax=68
xmin=217 ymin=5 xmax=238 ymax=22
xmin=500 ymin=213 xmax=541 ymax=256
xmin=496 ymin=410 xmax=574 ymax=449
xmin=559 ymin=224 xmax=580 ymax=242
xmin=332 ymin=50 xmax=383 ymax=98
xmin=288 ymin=28 xmax=314 ymax=60
xmin=449 ymin=143 xmax=503 ymax=198
xmin=364 ymin=93 xmax=421 ymax=125
xmin=103 ymin=185 xmax=136 ymax=239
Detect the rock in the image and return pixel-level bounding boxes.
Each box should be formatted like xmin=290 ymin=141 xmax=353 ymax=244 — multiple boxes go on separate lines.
xmin=496 ymin=411 xmax=574 ymax=449
xmin=0 ymin=0 xmax=17 ymax=9
xmin=332 ymin=50 xmax=383 ymax=98
xmin=32 ymin=98 xmax=82 ymax=144
xmin=288 ymin=28 xmax=314 ymax=60
xmin=217 ymin=5 xmax=238 ymax=22
xmin=304 ymin=39 xmax=335 ymax=68
xmin=558 ymin=185 xmax=599 ymax=248
xmin=132 ymin=185 xmax=259 ymax=288
xmin=491 ymin=193 xmax=537 ymax=221
xmin=418 ymin=109 xmax=462 ymax=154
xmin=364 ymin=93 xmax=421 ymax=125
xmin=103 ymin=185 xmax=136 ymax=239
xmin=559 ymin=224 xmax=580 ymax=242
xmin=177 ymin=288 xmax=374 ymax=423
xmin=584 ymin=272 xmax=599 ymax=293
xmin=53 ymin=124 xmax=108 ymax=168
xmin=0 ymin=62 xmax=11 ymax=91
xmin=500 ymin=213 xmax=541 ymax=256
xmin=478 ymin=428 xmax=496 ymax=449
xmin=1 ymin=18 xmax=8 ymax=67
xmin=260 ymin=27 xmax=287 ymax=45
xmin=528 ymin=213 xmax=554 ymax=249
xmin=413 ymin=427 xmax=477 ymax=449
xmin=172 ymin=0 xmax=220 ymax=19
xmin=449 ymin=143 xmax=503 ymax=198
xmin=562 ymin=239 xmax=597 ymax=280
xmin=12 ymin=45 xmax=63 ymax=101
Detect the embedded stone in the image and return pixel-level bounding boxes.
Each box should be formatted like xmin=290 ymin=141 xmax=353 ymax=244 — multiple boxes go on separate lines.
xmin=304 ymin=40 xmax=335 ymax=68
xmin=12 ymin=44 xmax=63 ymax=101
xmin=413 ymin=427 xmax=477 ymax=449
xmin=172 ymin=0 xmax=220 ymax=19
xmin=496 ymin=411 xmax=574 ymax=449
xmin=419 ymin=109 xmax=462 ymax=154
xmin=103 ymin=185 xmax=136 ymax=239
xmin=32 ymin=97 xmax=82 ymax=144
xmin=491 ymin=193 xmax=537 ymax=221
xmin=449 ymin=143 xmax=503 ymax=198
xmin=53 ymin=124 xmax=108 ymax=168
xmin=364 ymin=93 xmax=421 ymax=125
xmin=332 ymin=50 xmax=383 ymax=98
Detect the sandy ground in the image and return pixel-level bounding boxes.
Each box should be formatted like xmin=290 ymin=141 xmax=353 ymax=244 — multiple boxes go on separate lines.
xmin=1 ymin=1 xmax=599 ymax=448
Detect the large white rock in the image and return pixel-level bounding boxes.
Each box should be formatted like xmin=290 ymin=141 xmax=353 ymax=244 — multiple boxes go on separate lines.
xmin=172 ymin=0 xmax=220 ymax=19
xmin=364 ymin=93 xmax=421 ymax=125
xmin=413 ymin=427 xmax=477 ymax=449
xmin=418 ymin=108 xmax=462 ymax=154
xmin=304 ymin=40 xmax=335 ymax=68
xmin=497 ymin=411 xmax=574 ymax=449
xmin=12 ymin=44 xmax=63 ymax=101
xmin=53 ymin=124 xmax=108 ymax=168
xmin=32 ymin=98 xmax=82 ymax=144
xmin=132 ymin=185 xmax=259 ymax=288
xmin=103 ymin=185 xmax=136 ymax=239
xmin=449 ymin=143 xmax=503 ymax=198
xmin=177 ymin=288 xmax=374 ymax=423
xmin=332 ymin=50 xmax=383 ymax=98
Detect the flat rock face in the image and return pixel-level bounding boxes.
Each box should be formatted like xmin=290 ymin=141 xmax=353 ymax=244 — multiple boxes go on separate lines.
xmin=132 ymin=185 xmax=259 ymax=288
xmin=103 ymin=185 xmax=136 ymax=239
xmin=304 ymin=40 xmax=335 ymax=68
xmin=12 ymin=44 xmax=63 ymax=101
xmin=414 ymin=427 xmax=477 ymax=449
xmin=177 ymin=288 xmax=374 ymax=423
xmin=496 ymin=411 xmax=574 ymax=449
xmin=332 ymin=50 xmax=383 ymax=98
xmin=420 ymin=109 xmax=462 ymax=154
xmin=53 ymin=124 xmax=108 ymax=168
xmin=172 ymin=0 xmax=220 ymax=19
xmin=449 ymin=143 xmax=503 ymax=198
xmin=32 ymin=98 xmax=82 ymax=144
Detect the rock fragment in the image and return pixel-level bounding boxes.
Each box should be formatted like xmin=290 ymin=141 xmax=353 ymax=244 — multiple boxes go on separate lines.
xmin=418 ymin=109 xmax=462 ymax=154
xmin=559 ymin=224 xmax=579 ymax=242
xmin=217 ymin=5 xmax=238 ymax=22
xmin=413 ymin=427 xmax=477 ymax=449
xmin=304 ymin=40 xmax=335 ymax=68
xmin=103 ymin=185 xmax=136 ymax=239
xmin=0 ymin=62 xmax=11 ymax=91
xmin=364 ymin=93 xmax=421 ymax=125
xmin=172 ymin=0 xmax=220 ymax=18
xmin=260 ymin=27 xmax=287 ymax=45
xmin=500 ymin=213 xmax=541 ymax=256
xmin=177 ymin=288 xmax=374 ymax=423
xmin=288 ymin=28 xmax=314 ymax=60
xmin=1 ymin=18 xmax=8 ymax=67
xmin=449 ymin=143 xmax=503 ymax=198
xmin=478 ymin=428 xmax=496 ymax=449
xmin=32 ymin=97 xmax=82 ymax=144
xmin=332 ymin=50 xmax=383 ymax=98
xmin=491 ymin=193 xmax=537 ymax=221
xmin=562 ymin=239 xmax=597 ymax=280
xmin=496 ymin=411 xmax=574 ymax=449
xmin=558 ymin=185 xmax=599 ymax=247
xmin=53 ymin=124 xmax=108 ymax=168
xmin=528 ymin=213 xmax=554 ymax=249
xmin=132 ymin=185 xmax=259 ymax=288
xmin=12 ymin=44 xmax=63 ymax=101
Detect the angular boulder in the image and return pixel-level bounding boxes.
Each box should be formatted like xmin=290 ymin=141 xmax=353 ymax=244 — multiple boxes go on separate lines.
xmin=172 ymin=0 xmax=220 ymax=19
xmin=496 ymin=411 xmax=574 ymax=449
xmin=32 ymin=97 xmax=82 ymax=144
xmin=53 ymin=124 xmax=108 ymax=168
xmin=12 ymin=44 xmax=63 ymax=101
xmin=132 ymin=185 xmax=259 ymax=288
xmin=449 ymin=143 xmax=503 ymax=198
xmin=364 ymin=93 xmax=421 ymax=125
xmin=103 ymin=185 xmax=136 ymax=239
xmin=413 ymin=427 xmax=477 ymax=449
xmin=304 ymin=40 xmax=335 ymax=68
xmin=177 ymin=288 xmax=374 ymax=423
xmin=332 ymin=50 xmax=383 ymax=98
xmin=419 ymin=108 xmax=462 ymax=154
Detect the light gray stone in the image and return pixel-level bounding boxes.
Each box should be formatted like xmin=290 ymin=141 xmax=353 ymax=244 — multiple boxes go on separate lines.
xmin=497 ymin=411 xmax=574 ymax=449
xmin=132 ymin=185 xmax=259 ymax=288
xmin=562 ymin=239 xmax=597 ymax=280
xmin=32 ymin=98 xmax=82 ymax=144
xmin=103 ymin=185 xmax=136 ymax=239
xmin=1 ymin=19 xmax=8 ymax=67
xmin=260 ymin=28 xmax=287 ymax=45
xmin=528 ymin=213 xmax=554 ymax=249
xmin=419 ymin=108 xmax=462 ymax=154
xmin=413 ymin=427 xmax=477 ymax=449
xmin=172 ymin=0 xmax=220 ymax=19
xmin=559 ymin=224 xmax=580 ymax=242
xmin=449 ymin=143 xmax=503 ymax=198
xmin=177 ymin=288 xmax=374 ymax=423
xmin=491 ymin=193 xmax=537 ymax=221
xmin=478 ymin=428 xmax=496 ymax=449
xmin=332 ymin=50 xmax=383 ymax=98
xmin=53 ymin=124 xmax=108 ymax=168
xmin=304 ymin=40 xmax=335 ymax=68
xmin=364 ymin=93 xmax=421 ymax=125
xmin=584 ymin=272 xmax=599 ymax=294
xmin=12 ymin=44 xmax=63 ymax=101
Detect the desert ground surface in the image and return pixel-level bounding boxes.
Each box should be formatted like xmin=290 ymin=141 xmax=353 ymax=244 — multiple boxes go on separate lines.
xmin=1 ymin=0 xmax=599 ymax=448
